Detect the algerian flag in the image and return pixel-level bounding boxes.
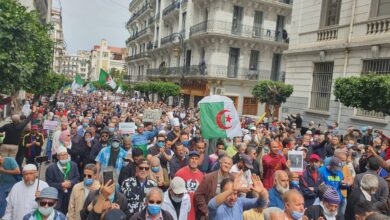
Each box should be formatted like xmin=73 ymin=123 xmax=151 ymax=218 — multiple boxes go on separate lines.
xmin=71 ymin=74 xmax=84 ymax=91
xmin=199 ymin=95 xmax=242 ymax=139
xmin=99 ymin=69 xmax=116 ymax=89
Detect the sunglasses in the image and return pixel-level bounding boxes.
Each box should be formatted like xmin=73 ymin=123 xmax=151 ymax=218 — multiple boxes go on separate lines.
xmin=138 ymin=166 xmax=150 ymax=171
xmin=39 ymin=201 xmax=55 ymax=207
xmin=83 ymin=174 xmax=93 ymax=178
xmin=148 ymin=200 xmax=162 ymax=204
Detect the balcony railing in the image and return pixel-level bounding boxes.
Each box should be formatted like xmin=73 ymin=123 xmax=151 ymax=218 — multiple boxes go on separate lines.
xmin=127 ymin=2 xmax=151 ymax=26
xmin=147 ymin=42 xmax=153 ymax=50
xmin=367 ymin=17 xmax=390 ymax=35
xmin=279 ymin=0 xmax=293 ymax=4
xmin=146 ymin=64 xmax=275 ymax=81
xmin=163 ymin=1 xmax=180 ymax=16
xmin=317 ymin=26 xmax=338 ymax=41
xmin=126 ymin=27 xmax=149 ymax=44
xmin=160 ymin=34 xmax=174 ymax=46
xmin=190 ymin=20 xmax=286 ymax=42
xmin=126 ymin=53 xmax=150 ymax=62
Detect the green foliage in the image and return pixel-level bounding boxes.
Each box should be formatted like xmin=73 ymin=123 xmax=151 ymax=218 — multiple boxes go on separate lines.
xmin=32 ymin=72 xmax=71 ymax=95
xmin=0 ymin=0 xmax=54 ymax=95
xmin=252 ymin=80 xmax=294 ymax=106
xmin=134 ymin=81 xmax=180 ymax=102
xmin=334 ymin=74 xmax=390 ymax=115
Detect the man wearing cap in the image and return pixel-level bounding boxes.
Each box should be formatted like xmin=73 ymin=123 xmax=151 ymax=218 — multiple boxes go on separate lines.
xmin=89 ymin=128 xmax=110 ymax=162
xmin=22 ymin=124 xmax=44 ymax=165
xmin=305 ymin=187 xmax=344 ymax=220
xmin=167 ymin=119 xmax=181 ymax=145
xmin=161 ymin=177 xmax=191 ymax=220
xmin=95 ymin=135 xmax=127 ymax=177
xmin=175 ymin=151 xmax=204 ymax=220
xmin=230 ymin=153 xmax=254 ymax=191
xmin=3 ymin=164 xmax=49 ymax=220
xmin=319 ymin=156 xmax=348 ymax=214
xmin=131 ymin=123 xmax=159 ymax=157
xmin=121 ymin=159 xmax=157 ymax=218
xmin=300 ymin=154 xmax=323 ymax=207
xmin=23 ymin=187 xmax=66 ymax=220
xmin=45 ymin=147 xmax=80 ymax=215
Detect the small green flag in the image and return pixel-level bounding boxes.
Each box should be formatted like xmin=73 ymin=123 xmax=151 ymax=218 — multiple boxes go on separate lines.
xmin=75 ymin=74 xmax=84 ymax=86
xmin=99 ymin=69 xmax=108 ymax=86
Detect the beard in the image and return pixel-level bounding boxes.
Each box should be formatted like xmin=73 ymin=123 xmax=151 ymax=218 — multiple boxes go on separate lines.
xmin=24 ymin=179 xmax=35 ymax=186
xmin=276 ymin=183 xmax=289 ymax=194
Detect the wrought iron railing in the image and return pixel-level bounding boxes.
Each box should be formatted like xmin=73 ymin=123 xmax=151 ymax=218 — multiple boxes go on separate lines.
xmin=163 ymin=0 xmax=180 ymax=16
xmin=146 ymin=64 xmax=276 ymax=81
xmin=126 ymin=27 xmax=149 ymax=44
xmin=189 ymin=20 xmax=285 ymax=42
xmin=147 ymin=42 xmax=153 ymax=50
xmin=160 ymin=33 xmax=174 ymax=45
xmin=127 ymin=1 xmax=151 ymax=26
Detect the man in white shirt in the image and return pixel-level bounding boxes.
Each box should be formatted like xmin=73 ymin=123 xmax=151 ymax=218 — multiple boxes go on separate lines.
xmin=3 ymin=164 xmax=49 ymax=220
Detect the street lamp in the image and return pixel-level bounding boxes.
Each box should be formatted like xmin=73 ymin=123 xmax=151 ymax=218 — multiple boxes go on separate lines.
xmin=170 ymin=32 xmax=185 ymax=107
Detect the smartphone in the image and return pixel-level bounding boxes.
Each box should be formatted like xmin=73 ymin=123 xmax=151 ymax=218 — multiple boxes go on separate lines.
xmin=35 ymin=155 xmax=48 ymax=164
xmin=103 ymin=170 xmax=114 ymax=185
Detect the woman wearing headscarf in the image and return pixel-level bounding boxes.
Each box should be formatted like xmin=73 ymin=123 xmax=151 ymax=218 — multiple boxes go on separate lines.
xmin=149 ymin=156 xmax=170 ymax=191
xmin=59 ymin=130 xmax=78 ymax=162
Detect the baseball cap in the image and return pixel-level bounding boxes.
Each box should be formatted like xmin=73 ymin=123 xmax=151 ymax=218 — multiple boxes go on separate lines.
xmin=112 ymin=135 xmax=121 ymax=142
xmin=309 ymin=154 xmax=321 ymax=162
xmin=297 ymin=146 xmax=308 ymax=152
xmin=170 ymin=177 xmax=187 ymax=194
xmin=239 ymin=154 xmax=254 ymax=169
xmin=329 ymin=157 xmax=342 ymax=170
xmin=249 ymin=125 xmax=256 ymax=131
xmin=32 ymin=125 xmax=39 ymax=130
xmin=188 ymin=151 xmax=200 ymax=158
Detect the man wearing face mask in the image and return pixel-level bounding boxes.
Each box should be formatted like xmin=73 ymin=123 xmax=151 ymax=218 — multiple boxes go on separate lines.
xmin=268 ymin=170 xmax=289 ymax=209
xmin=95 ymin=135 xmax=127 ymax=177
xmin=3 ymin=164 xmax=49 ymax=220
xmin=282 ymin=190 xmax=305 ymax=220
xmin=67 ymin=164 xmax=100 ymax=220
xmin=45 ymin=147 xmax=80 ymax=215
xmin=305 ymin=187 xmax=343 ymax=220
xmin=23 ymin=187 xmax=66 ymax=220
xmin=162 ymin=177 xmax=191 ymax=220
xmin=77 ymin=118 xmax=90 ymax=138
xmin=300 ymin=154 xmax=323 ymax=207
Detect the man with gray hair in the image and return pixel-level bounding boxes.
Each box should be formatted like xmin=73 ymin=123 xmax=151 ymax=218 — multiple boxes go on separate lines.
xmin=130 ymin=187 xmax=174 ymax=220
xmin=268 ymin=170 xmax=289 ymax=209
xmin=345 ymin=174 xmax=379 ymax=220
xmin=0 ymin=107 xmax=35 ymax=158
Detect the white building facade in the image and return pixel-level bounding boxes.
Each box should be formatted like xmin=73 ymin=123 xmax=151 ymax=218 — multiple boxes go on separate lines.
xmin=284 ymin=0 xmax=390 ymax=132
xmin=126 ymin=0 xmax=292 ymax=114
xmin=90 ymin=39 xmax=128 ymax=81
xmin=51 ymin=9 xmax=66 ymax=73
xmin=60 ymin=50 xmax=91 ymax=80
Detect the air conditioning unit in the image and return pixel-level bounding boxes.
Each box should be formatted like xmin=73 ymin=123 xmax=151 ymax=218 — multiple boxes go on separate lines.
xmin=215 ymin=87 xmax=225 ymax=95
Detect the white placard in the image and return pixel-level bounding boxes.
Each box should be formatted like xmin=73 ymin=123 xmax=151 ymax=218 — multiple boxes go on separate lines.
xmin=119 ymin=122 xmax=136 ymax=134
xmin=143 ymin=109 xmax=162 ymax=122
xmin=43 ymin=120 xmax=58 ymax=130
xmin=288 ymin=151 xmax=304 ymax=172
xmin=56 ymin=102 xmax=65 ymax=107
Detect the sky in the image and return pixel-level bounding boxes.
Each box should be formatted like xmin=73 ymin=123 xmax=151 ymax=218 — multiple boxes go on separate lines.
xmin=53 ymin=0 xmax=130 ymax=54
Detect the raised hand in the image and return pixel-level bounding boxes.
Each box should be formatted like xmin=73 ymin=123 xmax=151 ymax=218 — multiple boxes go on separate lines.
xmin=250 ymin=174 xmax=266 ymax=195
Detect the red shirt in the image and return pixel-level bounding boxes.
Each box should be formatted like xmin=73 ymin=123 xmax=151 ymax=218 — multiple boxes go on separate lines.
xmin=175 ymin=166 xmax=204 ymax=220
xmin=262 ymin=153 xmax=287 ymax=189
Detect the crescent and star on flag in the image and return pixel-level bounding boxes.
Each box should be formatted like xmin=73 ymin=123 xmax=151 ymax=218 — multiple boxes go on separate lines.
xmin=215 ymin=109 xmax=233 ymax=130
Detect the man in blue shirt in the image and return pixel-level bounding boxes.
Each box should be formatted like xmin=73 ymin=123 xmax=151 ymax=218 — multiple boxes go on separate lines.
xmin=208 ymin=174 xmax=268 ymax=220
xmin=131 ymin=124 xmax=159 ymax=157
xmin=0 ymin=154 xmax=20 ymax=217
xmin=268 ymin=170 xmax=289 ymax=209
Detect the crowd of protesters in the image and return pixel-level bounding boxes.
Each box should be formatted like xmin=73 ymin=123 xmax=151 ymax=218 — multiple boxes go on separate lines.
xmin=0 ymin=90 xmax=390 ymax=220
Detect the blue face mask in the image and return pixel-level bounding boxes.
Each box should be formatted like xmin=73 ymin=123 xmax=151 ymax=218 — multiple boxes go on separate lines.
xmin=347 ymin=143 xmax=353 ymax=148
xmin=147 ymin=204 xmax=161 ymax=216
xmin=157 ymin=142 xmax=164 ymax=148
xmin=84 ymin=178 xmax=93 ymax=186
xmin=151 ymin=166 xmax=160 ymax=173
xmin=112 ymin=142 xmax=120 ymax=148
xmin=291 ymin=180 xmax=299 ymax=187
xmin=182 ymin=140 xmax=190 ymax=147
xmin=291 ymin=211 xmax=304 ymax=220
xmin=83 ymin=122 xmax=89 ymax=128
xmin=109 ymin=128 xmax=115 ymax=133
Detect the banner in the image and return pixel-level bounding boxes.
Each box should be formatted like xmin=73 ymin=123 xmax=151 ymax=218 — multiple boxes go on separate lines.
xmin=43 ymin=120 xmax=58 ymax=131
xmin=119 ymin=122 xmax=136 ymax=134
xmin=143 ymin=109 xmax=162 ymax=122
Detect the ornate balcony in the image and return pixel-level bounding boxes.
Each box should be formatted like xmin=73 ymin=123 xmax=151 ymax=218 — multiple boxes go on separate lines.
xmin=317 ymin=26 xmax=338 ymax=41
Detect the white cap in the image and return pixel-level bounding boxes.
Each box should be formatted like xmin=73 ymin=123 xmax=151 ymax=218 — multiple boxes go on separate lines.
xmin=170 ymin=177 xmax=187 ymax=194
xmin=57 ymin=146 xmax=68 ymax=154
xmin=306 ymin=130 xmax=312 ymax=135
xmin=158 ymin=130 xmax=166 ymax=135
xmin=23 ymin=164 xmax=37 ymax=172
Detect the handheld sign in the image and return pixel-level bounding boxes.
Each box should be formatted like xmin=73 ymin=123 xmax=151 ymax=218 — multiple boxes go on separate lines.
xmin=143 ymin=109 xmax=162 ymax=122
xmin=119 ymin=122 xmax=136 ymax=134
xmin=43 ymin=120 xmax=58 ymax=131
xmin=288 ymin=151 xmax=304 ymax=172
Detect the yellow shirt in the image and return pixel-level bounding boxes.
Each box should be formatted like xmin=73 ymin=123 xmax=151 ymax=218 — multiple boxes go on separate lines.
xmin=342 ymin=166 xmax=353 ymax=197
xmin=243 ymin=209 xmax=264 ymax=220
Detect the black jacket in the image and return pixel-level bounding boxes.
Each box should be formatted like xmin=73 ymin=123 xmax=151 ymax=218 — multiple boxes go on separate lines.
xmin=0 ymin=113 xmax=33 ymax=145
xmin=300 ymin=167 xmax=323 ymax=207
xmin=305 ymin=205 xmax=344 ymax=220
xmin=345 ymin=188 xmax=370 ymax=220
xmin=118 ymin=161 xmax=136 ymax=186
xmin=129 ymin=208 xmax=174 ymax=220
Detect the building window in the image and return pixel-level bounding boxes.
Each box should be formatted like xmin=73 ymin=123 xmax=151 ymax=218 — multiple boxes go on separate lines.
xmin=242 ymin=97 xmax=258 ymax=115
xmin=228 ymin=47 xmax=240 ymax=78
xmin=320 ymin=0 xmax=341 ymax=27
xmin=371 ymin=0 xmax=390 ymax=17
xmin=227 ymin=96 xmax=238 ymax=110
xmin=355 ymin=59 xmax=390 ymax=118
xmin=249 ymin=50 xmax=259 ymax=70
xmin=310 ymin=62 xmax=334 ymax=111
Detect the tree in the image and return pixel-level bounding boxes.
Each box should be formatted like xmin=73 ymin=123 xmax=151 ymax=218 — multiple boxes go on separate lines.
xmin=252 ymin=80 xmax=293 ymax=116
xmin=32 ymin=72 xmax=72 ymax=96
xmin=0 ymin=0 xmax=54 ymax=97
xmin=134 ymin=81 xmax=180 ymax=102
xmin=334 ymin=74 xmax=390 ymax=115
